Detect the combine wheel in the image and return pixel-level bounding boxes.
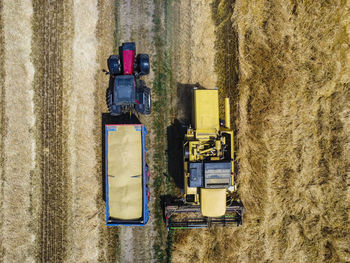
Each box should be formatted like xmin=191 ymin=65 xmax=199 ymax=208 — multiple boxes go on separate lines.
xmin=184 ymin=145 xmax=190 ymax=160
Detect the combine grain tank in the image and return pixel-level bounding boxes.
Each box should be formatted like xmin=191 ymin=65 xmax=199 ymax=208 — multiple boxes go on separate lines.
xmin=104 ymin=122 xmax=150 ymax=226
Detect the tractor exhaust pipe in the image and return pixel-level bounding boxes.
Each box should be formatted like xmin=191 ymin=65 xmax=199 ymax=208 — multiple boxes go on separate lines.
xmin=224 ymin=98 xmax=230 ymax=129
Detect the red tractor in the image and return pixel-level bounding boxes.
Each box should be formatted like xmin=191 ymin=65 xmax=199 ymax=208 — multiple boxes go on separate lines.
xmin=105 ymin=42 xmax=151 ymax=116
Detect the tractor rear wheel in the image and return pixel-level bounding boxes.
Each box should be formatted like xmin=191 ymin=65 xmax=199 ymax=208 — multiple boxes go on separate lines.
xmin=106 ymin=88 xmax=113 ymax=111
xmin=143 ymin=87 xmax=151 ymax=115
xmin=106 ymin=88 xmax=121 ymax=115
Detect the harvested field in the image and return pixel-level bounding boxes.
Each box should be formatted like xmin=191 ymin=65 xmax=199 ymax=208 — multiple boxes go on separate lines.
xmin=1 ymin=0 xmax=117 ymax=262
xmin=0 ymin=0 xmax=349 ymax=262
xmin=0 ymin=1 xmax=37 ymax=262
xmin=32 ymin=1 xmax=67 ymax=261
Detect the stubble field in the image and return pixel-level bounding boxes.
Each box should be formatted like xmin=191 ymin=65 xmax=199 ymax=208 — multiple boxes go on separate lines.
xmin=0 ymin=0 xmax=349 ymax=263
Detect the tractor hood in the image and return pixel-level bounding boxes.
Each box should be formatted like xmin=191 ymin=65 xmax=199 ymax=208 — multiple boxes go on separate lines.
xmin=200 ymin=188 xmax=226 ymax=217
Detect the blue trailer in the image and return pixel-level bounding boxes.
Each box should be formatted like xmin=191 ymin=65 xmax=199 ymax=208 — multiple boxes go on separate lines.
xmin=105 ymin=123 xmax=150 ymax=226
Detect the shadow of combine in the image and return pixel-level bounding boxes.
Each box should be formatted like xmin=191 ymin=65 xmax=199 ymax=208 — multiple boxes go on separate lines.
xmin=101 ymin=113 xmax=141 ymax=201
xmin=166 ymin=82 xmax=204 ymax=191
xmin=167 ymin=120 xmax=186 ymax=189
xmin=175 ymin=83 xmax=193 ymax=124
xmin=175 ymin=82 xmax=206 ymax=124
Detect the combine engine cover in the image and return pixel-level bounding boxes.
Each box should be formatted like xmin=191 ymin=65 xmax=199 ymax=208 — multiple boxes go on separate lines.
xmin=165 ymin=88 xmax=244 ymax=229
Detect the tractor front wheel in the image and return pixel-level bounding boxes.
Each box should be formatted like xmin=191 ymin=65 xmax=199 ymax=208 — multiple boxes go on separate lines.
xmin=107 ymin=55 xmax=121 ymax=75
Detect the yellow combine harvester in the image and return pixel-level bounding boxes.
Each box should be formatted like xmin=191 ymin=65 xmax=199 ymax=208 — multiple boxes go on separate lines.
xmin=165 ymin=88 xmax=244 ymax=229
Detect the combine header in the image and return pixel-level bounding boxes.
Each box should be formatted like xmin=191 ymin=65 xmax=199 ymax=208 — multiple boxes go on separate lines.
xmin=165 ymin=88 xmax=244 ymax=229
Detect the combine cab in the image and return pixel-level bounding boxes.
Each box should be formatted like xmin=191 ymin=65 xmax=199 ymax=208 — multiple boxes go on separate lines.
xmin=165 ymin=88 xmax=244 ymax=229
xmin=105 ymin=42 xmax=151 ymax=116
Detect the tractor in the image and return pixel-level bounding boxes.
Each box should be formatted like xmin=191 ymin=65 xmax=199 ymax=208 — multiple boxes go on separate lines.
xmin=104 ymin=42 xmax=151 ymax=116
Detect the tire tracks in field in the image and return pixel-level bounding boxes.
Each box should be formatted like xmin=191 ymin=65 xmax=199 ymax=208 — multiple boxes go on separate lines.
xmin=64 ymin=1 xmax=101 ymax=262
xmin=32 ymin=1 xmax=116 ymax=261
xmin=32 ymin=1 xmax=67 ymax=261
xmin=176 ymin=0 xmax=192 ymax=84
xmin=0 ymin=1 xmax=5 ymax=260
xmin=115 ymin=1 xmax=156 ymax=262
xmin=95 ymin=0 xmax=118 ymax=262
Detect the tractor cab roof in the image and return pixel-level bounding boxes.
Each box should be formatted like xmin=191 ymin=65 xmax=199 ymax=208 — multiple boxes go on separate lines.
xmin=113 ymin=75 xmax=136 ymax=105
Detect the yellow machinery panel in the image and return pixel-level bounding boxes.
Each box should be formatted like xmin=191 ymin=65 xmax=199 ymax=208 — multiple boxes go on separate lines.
xmin=193 ymin=89 xmax=219 ymax=131
xmin=200 ymin=188 xmax=226 ymax=217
